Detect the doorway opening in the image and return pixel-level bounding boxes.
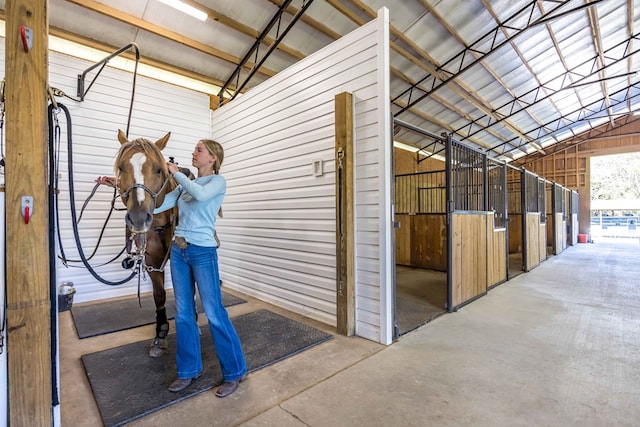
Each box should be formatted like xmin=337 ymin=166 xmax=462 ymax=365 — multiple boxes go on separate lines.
xmin=590 ymin=152 xmax=640 ymax=243
xmin=392 ymin=139 xmax=448 ymax=337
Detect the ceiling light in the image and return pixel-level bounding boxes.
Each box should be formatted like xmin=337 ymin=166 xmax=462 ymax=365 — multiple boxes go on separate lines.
xmin=158 ymin=0 xmax=207 ymax=21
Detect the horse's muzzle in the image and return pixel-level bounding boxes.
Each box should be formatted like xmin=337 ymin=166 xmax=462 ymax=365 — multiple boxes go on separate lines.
xmin=125 ymin=211 xmax=153 ymax=233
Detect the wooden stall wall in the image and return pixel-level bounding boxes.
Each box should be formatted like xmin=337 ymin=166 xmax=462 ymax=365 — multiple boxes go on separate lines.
xmin=539 ymin=221 xmax=548 ymax=263
xmin=451 ymin=213 xmax=488 ymax=309
xmin=525 ymin=212 xmax=542 ymax=270
xmin=487 ymin=215 xmax=507 ymax=287
xmin=394 ymin=148 xmax=447 ymax=271
xmin=394 ymin=214 xmax=447 ymax=270
xmin=507 ymin=171 xmax=523 ymax=254
xmin=546 ymin=185 xmax=554 ymax=253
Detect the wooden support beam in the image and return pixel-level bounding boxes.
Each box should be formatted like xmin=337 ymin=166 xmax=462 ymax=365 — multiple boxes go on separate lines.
xmin=335 ymin=92 xmax=355 ymax=336
xmin=5 ymin=1 xmax=52 ymax=425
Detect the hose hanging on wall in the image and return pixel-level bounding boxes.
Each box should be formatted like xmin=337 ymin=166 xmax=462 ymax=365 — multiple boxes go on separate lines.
xmin=48 ymin=42 xmax=143 ymax=285
xmin=49 ymin=103 xmax=136 ymax=286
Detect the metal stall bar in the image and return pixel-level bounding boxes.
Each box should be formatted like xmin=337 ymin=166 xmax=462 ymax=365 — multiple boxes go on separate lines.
xmin=445 ymin=133 xmax=453 ymax=312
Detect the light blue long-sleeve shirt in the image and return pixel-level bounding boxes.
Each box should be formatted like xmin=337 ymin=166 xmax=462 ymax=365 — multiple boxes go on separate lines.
xmin=154 ymin=172 xmax=226 ymax=247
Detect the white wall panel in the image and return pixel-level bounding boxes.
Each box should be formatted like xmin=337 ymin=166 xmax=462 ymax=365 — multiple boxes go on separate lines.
xmin=0 ymin=41 xmax=210 ymax=303
xmin=211 ymin=9 xmax=392 ymax=343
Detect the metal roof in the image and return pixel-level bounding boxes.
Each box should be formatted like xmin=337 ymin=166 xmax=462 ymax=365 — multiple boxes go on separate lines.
xmin=3 ymin=0 xmax=638 ymax=162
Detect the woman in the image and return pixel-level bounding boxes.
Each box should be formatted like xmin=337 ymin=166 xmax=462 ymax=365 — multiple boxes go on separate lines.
xmin=154 ymin=139 xmax=247 ymax=397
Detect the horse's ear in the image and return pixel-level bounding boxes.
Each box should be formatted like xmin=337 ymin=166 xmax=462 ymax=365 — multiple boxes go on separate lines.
xmin=117 ymin=129 xmax=128 ymax=145
xmin=155 ymin=132 xmax=171 ymax=151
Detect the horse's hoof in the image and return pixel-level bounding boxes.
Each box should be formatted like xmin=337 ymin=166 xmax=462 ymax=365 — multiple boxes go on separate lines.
xmin=149 ymin=338 xmax=168 ymax=358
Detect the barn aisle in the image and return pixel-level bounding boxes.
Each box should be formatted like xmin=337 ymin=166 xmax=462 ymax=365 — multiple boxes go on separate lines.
xmin=242 ymin=239 xmax=640 ymax=426
xmin=59 ymin=238 xmax=640 ymax=426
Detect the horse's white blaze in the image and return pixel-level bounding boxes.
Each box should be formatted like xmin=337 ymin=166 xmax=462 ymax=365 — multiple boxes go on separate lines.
xmin=130 ymin=152 xmax=147 ymax=204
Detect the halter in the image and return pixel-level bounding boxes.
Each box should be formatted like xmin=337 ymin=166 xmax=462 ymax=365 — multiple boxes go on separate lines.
xmin=119 ymin=175 xmax=171 ymax=207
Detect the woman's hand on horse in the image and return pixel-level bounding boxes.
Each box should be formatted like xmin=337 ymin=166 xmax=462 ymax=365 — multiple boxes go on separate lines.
xmin=167 ymin=162 xmax=179 ymax=175
xmin=96 ymin=176 xmax=118 ymax=187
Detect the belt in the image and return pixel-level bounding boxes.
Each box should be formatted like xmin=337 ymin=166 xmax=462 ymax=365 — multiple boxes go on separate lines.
xmin=175 ymin=236 xmax=189 ymax=249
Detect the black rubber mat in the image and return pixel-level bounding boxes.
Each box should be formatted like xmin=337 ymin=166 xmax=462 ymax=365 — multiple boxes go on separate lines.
xmin=82 ymin=309 xmax=332 ymax=427
xmin=71 ymin=291 xmax=246 ymax=339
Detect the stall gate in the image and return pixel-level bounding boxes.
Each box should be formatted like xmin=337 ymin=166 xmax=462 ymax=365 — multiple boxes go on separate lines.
xmin=447 ymin=136 xmax=507 ymax=310
xmin=523 ymin=170 xmax=547 ymax=271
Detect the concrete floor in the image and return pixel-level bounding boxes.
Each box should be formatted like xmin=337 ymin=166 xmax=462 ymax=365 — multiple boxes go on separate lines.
xmin=60 ymin=237 xmax=640 ymax=426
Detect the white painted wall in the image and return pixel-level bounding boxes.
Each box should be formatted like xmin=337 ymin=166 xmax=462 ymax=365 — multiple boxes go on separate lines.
xmin=211 ymin=9 xmax=392 ymax=344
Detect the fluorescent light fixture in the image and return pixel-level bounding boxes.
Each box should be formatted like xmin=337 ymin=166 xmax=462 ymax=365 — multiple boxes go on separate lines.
xmin=158 ymin=0 xmax=208 ymax=21
xmin=394 ymin=141 xmax=446 ymax=162
xmin=48 ymin=36 xmax=221 ymax=95
xmin=393 ymin=141 xmax=420 ymax=153
xmin=0 ymin=19 xmax=222 ymax=96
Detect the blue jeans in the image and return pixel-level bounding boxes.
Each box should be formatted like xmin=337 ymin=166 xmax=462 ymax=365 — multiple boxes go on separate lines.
xmin=170 ymin=243 xmax=247 ymax=382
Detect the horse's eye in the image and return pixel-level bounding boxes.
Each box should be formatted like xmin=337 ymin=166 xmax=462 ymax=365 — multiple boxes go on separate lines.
xmin=156 ymin=167 xmax=162 ymax=175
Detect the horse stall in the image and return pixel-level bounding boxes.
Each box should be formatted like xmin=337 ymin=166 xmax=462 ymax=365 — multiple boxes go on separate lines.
xmin=506 ymin=167 xmax=525 ymax=278
xmin=392 ymin=121 xmax=448 ymax=336
xmin=390 ymin=120 xmax=508 ymax=327
xmin=522 ymin=170 xmax=548 ymax=271
xmin=547 ymin=182 xmax=567 ymax=255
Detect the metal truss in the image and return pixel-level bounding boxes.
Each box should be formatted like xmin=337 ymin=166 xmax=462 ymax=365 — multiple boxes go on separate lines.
xmin=495 ymin=83 xmax=640 ymax=157
xmin=516 ymin=114 xmax=640 ymax=166
xmin=391 ymin=0 xmax=605 ymax=118
xmin=394 ymin=119 xmax=447 ymax=163
xmin=217 ymin=0 xmax=315 ymax=104
xmin=453 ymin=33 xmax=640 ymax=143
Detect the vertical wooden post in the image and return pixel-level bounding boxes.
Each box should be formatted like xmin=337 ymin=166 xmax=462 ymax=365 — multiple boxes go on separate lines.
xmin=335 ymin=92 xmax=355 ymax=336
xmin=5 ymin=0 xmax=52 ymax=425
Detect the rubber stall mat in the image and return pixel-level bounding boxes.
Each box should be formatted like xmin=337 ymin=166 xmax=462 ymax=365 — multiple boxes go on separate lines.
xmin=71 ymin=291 xmax=246 ymax=339
xmin=81 ymin=309 xmax=333 ymax=427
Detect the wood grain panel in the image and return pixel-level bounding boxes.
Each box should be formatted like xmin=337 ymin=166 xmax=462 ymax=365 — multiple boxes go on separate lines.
xmin=508 ymin=213 xmax=523 ymax=253
xmin=451 ymin=213 xmax=487 ymax=308
xmin=5 ymin=1 xmax=52 ymax=425
xmin=335 ymin=92 xmax=355 ymax=336
xmin=525 ymin=213 xmax=541 ymax=270
xmin=394 ymin=214 xmax=447 ymax=271
xmin=487 ymin=215 xmax=507 ymax=287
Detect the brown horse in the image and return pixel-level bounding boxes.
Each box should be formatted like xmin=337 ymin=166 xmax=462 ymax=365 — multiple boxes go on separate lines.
xmin=114 ymin=129 xmax=176 ymax=357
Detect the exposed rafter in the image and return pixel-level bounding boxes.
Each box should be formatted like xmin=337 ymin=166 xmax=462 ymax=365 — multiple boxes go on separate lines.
xmin=333 ymin=0 xmax=531 ymax=152
xmin=217 ymin=0 xmax=315 ymax=104
xmin=498 ymin=82 xmax=640 ymax=156
xmin=392 ymin=0 xmax=604 ymax=116
xmin=453 ymin=34 xmax=640 ymax=142
xmin=17 ymin=0 xmax=639 ymax=162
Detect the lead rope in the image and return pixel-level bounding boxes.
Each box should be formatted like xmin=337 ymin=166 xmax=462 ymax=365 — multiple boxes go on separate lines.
xmin=0 ymin=85 xmax=5 ymax=354
xmin=55 ymin=102 xmax=136 ymax=286
xmin=336 ymin=147 xmax=345 ymax=298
